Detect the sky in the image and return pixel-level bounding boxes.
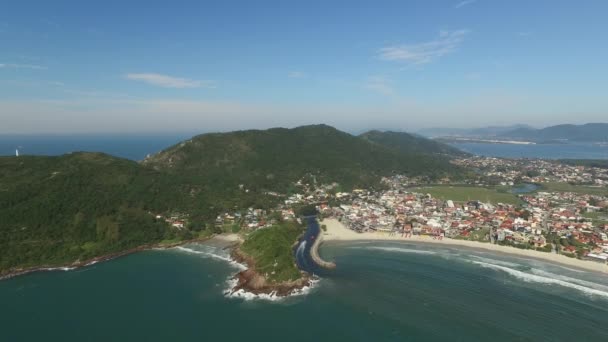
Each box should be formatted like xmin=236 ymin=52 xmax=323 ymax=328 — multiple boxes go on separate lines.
xmin=1 ymin=0 xmax=608 ymax=134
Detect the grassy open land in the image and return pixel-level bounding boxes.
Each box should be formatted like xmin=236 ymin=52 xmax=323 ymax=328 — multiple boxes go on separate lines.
xmin=240 ymin=221 xmax=304 ymax=283
xmin=454 ymin=227 xmax=491 ymax=242
xmin=582 ymin=212 xmax=608 ymax=226
xmin=540 ymin=182 xmax=608 ymax=196
xmin=413 ymin=186 xmax=521 ymax=205
xmin=222 ymin=223 xmax=241 ymax=234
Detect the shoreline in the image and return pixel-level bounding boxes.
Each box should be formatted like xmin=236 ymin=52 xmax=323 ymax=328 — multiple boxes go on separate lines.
xmin=310 ymin=231 xmax=336 ymax=269
xmin=227 ymin=244 xmax=313 ymax=297
xmin=320 ymin=218 xmax=608 ymax=274
xmin=0 ymin=236 xmax=215 ymax=282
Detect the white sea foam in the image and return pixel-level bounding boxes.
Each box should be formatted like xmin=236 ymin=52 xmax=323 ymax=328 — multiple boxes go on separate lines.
xmin=177 ymin=243 xmax=319 ymax=301
xmin=473 ymin=261 xmax=608 ymax=299
xmin=40 ymin=267 xmax=76 ymax=271
xmin=296 ymin=240 xmax=306 ymax=257
xmin=223 ymin=277 xmax=320 ymax=302
xmin=174 ymin=246 xmax=246 ymax=270
xmin=359 ymin=246 xmax=437 ymax=255
xmin=468 ymin=255 xmax=522 ymax=268
xmin=530 ymin=268 xmax=608 ymax=293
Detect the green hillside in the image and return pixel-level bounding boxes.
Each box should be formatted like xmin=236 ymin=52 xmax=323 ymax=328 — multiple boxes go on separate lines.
xmin=360 ymin=130 xmax=469 ymax=157
xmin=144 ymin=124 xmax=461 ymax=192
xmin=0 ymin=153 xmax=181 ymax=274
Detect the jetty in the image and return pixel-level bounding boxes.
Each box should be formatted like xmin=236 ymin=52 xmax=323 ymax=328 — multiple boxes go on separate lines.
xmin=310 ymin=230 xmax=336 ymax=269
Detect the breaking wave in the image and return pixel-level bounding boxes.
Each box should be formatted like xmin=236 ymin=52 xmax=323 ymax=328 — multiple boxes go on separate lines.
xmin=468 ymin=255 xmax=523 ymax=269
xmin=174 ymin=246 xmax=246 ymax=270
xmin=223 ymin=277 xmax=320 ymax=302
xmin=176 ymin=244 xmax=319 ymax=301
xmin=472 ymin=261 xmax=608 ymax=299
xmin=41 ymin=267 xmax=76 ymax=272
xmin=357 ymin=246 xmax=437 ymax=255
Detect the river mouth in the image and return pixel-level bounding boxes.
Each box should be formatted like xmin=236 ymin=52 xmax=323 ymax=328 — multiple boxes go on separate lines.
xmin=295 ymin=216 xmax=326 ymax=275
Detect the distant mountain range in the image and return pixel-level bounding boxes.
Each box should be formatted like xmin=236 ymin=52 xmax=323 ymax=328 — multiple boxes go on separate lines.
xmin=498 ymin=123 xmax=608 ymax=142
xmin=419 ymin=123 xmax=608 ymax=142
xmin=418 ymin=125 xmax=533 ymax=138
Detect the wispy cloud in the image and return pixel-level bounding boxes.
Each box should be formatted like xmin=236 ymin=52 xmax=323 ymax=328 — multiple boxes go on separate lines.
xmin=378 ymin=30 xmax=470 ymax=65
xmin=454 ymin=0 xmax=476 ymax=9
xmin=364 ymin=76 xmax=394 ymax=96
xmin=288 ymin=71 xmax=307 ymax=78
xmin=125 ymin=73 xmax=214 ymax=89
xmin=0 ymin=63 xmax=47 ymax=70
xmin=518 ymin=31 xmax=532 ymax=37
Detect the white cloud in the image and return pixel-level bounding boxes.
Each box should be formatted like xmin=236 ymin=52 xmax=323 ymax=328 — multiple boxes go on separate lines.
xmin=378 ymin=30 xmax=470 ymax=65
xmin=454 ymin=0 xmax=476 ymax=9
xmin=288 ymin=71 xmax=307 ymax=78
xmin=0 ymin=63 xmax=47 ymax=70
xmin=125 ymin=73 xmax=214 ymax=89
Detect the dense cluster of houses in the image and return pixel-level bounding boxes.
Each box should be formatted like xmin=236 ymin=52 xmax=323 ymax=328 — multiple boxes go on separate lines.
xmin=324 ymin=174 xmax=608 ymax=262
xmin=453 ymin=156 xmax=608 ymax=186
xmin=154 ymin=157 xmax=608 ymax=263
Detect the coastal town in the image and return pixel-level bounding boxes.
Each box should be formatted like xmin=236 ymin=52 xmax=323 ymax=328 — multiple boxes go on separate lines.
xmin=200 ymin=156 xmax=608 ymax=265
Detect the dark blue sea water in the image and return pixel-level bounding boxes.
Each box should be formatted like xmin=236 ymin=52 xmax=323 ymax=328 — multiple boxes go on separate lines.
xmin=450 ymin=142 xmax=608 ymax=159
xmin=2 ymin=241 xmax=608 ymax=341
xmin=0 ymin=134 xmax=196 ymax=161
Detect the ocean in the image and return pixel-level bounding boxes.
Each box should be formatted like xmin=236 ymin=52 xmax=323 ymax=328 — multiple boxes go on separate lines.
xmin=450 ymin=141 xmax=608 ymax=159
xmin=2 ymin=134 xmax=607 ymax=161
xmin=0 ymin=134 xmax=196 ymax=161
xmin=2 ymin=241 xmax=608 ymax=341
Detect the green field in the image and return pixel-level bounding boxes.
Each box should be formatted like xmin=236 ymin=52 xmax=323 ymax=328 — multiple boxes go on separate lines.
xmin=540 ymin=182 xmax=608 ymax=196
xmin=413 ymin=186 xmax=521 ymax=205
xmin=582 ymin=212 xmax=608 ymax=226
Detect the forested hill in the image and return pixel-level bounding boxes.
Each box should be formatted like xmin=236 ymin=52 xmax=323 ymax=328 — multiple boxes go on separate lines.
xmin=0 ymin=153 xmax=182 ymax=274
xmin=360 ymin=130 xmax=469 ymax=157
xmin=143 ymin=124 xmax=462 ymax=192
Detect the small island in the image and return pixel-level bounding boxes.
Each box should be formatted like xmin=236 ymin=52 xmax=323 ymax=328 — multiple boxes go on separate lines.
xmin=228 ymin=221 xmax=312 ymax=296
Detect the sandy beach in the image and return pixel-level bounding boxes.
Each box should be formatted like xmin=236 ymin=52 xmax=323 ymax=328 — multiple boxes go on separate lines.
xmin=320 ymin=218 xmax=608 ymax=274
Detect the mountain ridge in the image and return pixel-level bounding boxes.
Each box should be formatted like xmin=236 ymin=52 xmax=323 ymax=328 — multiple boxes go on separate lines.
xmin=499 ymin=123 xmax=608 ymax=142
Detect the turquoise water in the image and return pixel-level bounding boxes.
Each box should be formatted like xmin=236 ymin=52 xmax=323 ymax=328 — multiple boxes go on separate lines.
xmin=2 ymin=241 xmax=608 ymax=341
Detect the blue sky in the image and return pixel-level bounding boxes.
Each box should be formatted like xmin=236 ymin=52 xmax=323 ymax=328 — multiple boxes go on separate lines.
xmin=1 ymin=0 xmax=608 ymax=133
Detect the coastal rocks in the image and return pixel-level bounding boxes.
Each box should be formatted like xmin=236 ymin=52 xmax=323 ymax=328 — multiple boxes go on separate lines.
xmin=227 ymin=248 xmax=314 ymax=298
xmin=0 ymin=238 xmax=212 ymax=281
